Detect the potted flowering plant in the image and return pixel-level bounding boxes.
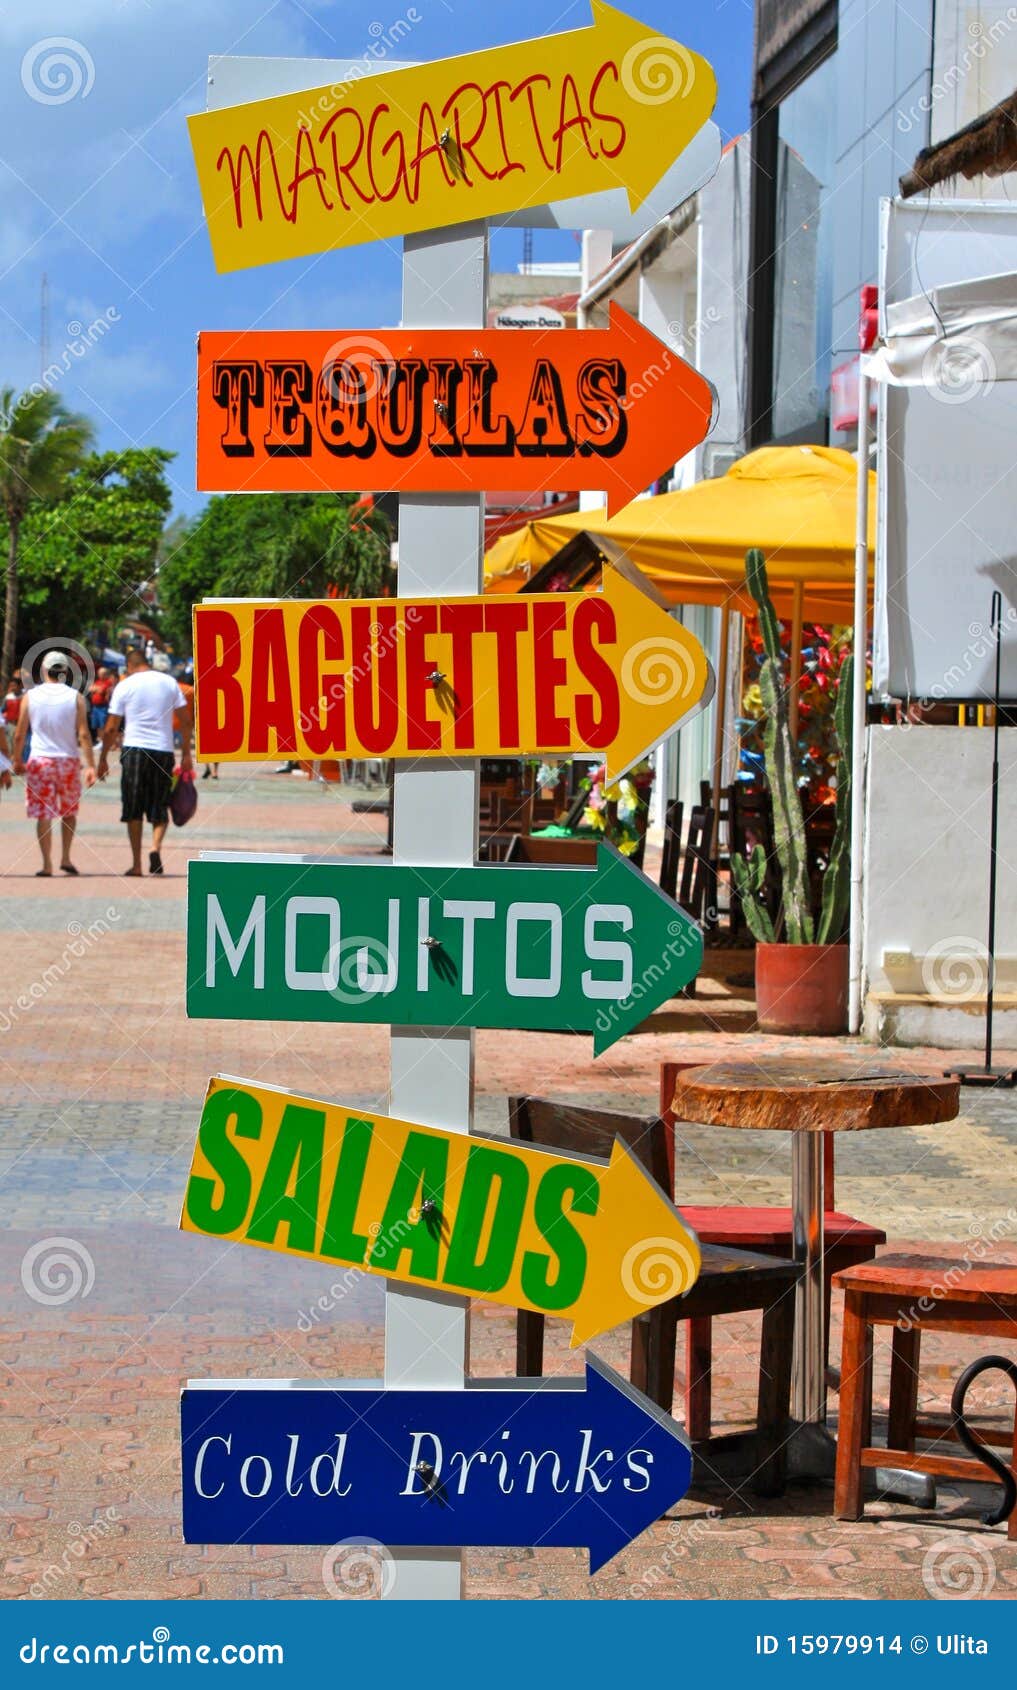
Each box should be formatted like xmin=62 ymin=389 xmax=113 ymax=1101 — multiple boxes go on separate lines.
xmin=730 ymin=548 xmax=852 ymax=1034
xmin=581 ymin=760 xmax=654 ymax=857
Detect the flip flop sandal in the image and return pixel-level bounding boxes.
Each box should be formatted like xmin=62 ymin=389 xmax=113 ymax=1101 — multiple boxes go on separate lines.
xmin=149 ymin=852 xmax=164 ymax=875
xmin=60 ymin=864 xmax=79 ymax=875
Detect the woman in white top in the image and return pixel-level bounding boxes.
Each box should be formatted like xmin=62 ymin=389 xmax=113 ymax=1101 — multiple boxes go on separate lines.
xmin=13 ymin=651 xmax=97 ymax=876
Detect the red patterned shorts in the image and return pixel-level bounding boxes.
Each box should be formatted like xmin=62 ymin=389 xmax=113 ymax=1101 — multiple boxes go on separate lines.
xmin=25 ymin=756 xmax=81 ymax=820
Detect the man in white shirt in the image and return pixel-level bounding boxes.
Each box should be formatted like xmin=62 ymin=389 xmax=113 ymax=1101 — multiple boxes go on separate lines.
xmin=98 ymin=650 xmax=193 ymax=875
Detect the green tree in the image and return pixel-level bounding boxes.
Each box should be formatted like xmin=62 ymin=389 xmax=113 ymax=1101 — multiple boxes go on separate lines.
xmin=17 ymin=448 xmax=174 ymax=656
xmin=158 ymin=492 xmax=392 ymax=654
xmin=0 ymin=387 xmax=94 ymax=681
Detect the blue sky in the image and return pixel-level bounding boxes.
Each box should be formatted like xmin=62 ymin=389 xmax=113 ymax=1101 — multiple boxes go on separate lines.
xmin=0 ymin=1 xmax=753 ymax=519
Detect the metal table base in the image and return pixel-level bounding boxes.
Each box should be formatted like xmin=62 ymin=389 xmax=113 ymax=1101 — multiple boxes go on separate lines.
xmin=788 ymin=1131 xmax=934 ymax=1503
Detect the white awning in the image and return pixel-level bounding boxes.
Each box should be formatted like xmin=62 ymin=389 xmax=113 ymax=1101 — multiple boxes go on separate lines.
xmin=863 ymin=270 xmax=1017 ymax=386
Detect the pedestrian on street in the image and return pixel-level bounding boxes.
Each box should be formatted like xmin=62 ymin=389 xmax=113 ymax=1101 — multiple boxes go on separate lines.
xmin=12 ymin=652 xmax=97 ymax=876
xmin=4 ymin=675 xmax=24 ymax=757
xmin=97 ymin=648 xmax=192 ymax=876
xmin=88 ymin=666 xmax=115 ymax=745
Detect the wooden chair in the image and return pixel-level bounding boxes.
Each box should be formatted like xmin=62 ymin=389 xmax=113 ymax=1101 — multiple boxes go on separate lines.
xmin=659 ymin=799 xmax=684 ymax=900
xmin=727 ymin=783 xmax=779 ymax=938
xmin=508 ymin=1095 xmax=796 ymax=1494
xmin=669 ymin=805 xmax=715 ymax=998
xmin=659 ymin=1059 xmax=886 ymax=1438
xmin=680 ymin=806 xmax=715 ymax=919
xmin=502 ymin=836 xmax=597 ymax=866
xmin=833 ymin=1253 xmax=1017 ymax=1538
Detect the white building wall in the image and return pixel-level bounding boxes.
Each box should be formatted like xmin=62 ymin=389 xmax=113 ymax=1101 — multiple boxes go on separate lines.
xmin=862 ymin=725 xmax=1017 ymax=1044
xmin=830 ymin=0 xmax=934 ymax=434
xmin=931 ymin=2 xmax=1017 ymax=178
xmin=691 ymin=138 xmax=750 ymax=480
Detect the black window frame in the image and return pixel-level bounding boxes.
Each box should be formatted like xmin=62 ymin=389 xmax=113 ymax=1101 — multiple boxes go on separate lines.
xmin=747 ymin=0 xmax=838 ymax=449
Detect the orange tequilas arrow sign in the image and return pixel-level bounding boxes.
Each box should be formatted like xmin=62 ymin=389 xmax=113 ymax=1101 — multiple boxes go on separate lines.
xmin=195 ymin=305 xmax=715 ymax=516
xmin=192 ymin=567 xmax=713 ymax=781
xmin=187 ymin=3 xmax=717 ymax=271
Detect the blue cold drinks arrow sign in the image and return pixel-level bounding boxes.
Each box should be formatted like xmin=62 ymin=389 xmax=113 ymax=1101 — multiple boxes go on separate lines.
xmin=181 ymin=1355 xmax=692 ymax=1573
xmin=186 ymin=846 xmax=702 ymax=1055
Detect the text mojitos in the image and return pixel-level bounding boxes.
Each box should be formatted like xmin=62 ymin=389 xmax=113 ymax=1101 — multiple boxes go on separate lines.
xmin=187 ymin=849 xmax=702 ymax=1054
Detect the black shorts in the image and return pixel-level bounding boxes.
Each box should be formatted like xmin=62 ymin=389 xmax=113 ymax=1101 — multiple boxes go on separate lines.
xmin=120 ymin=747 xmax=175 ymax=824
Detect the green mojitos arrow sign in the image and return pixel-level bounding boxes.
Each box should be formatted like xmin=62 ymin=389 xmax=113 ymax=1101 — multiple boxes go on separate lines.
xmin=187 ymin=848 xmax=701 ymax=1055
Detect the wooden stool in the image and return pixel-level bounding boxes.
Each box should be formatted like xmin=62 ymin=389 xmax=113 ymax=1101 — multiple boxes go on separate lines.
xmin=833 ymin=1253 xmax=1017 ymax=1538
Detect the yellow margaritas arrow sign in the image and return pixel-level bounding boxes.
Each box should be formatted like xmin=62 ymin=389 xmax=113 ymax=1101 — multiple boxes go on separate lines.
xmin=180 ymin=1078 xmax=700 ymax=1345
xmin=193 ymin=565 xmax=712 ymax=782
xmin=187 ymin=3 xmax=717 ymax=271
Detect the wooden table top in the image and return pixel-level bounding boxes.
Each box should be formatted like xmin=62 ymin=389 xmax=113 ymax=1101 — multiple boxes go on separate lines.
xmin=671 ymin=1058 xmax=960 ymax=1133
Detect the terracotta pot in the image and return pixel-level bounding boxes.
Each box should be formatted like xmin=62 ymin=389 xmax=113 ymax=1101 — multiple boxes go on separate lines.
xmin=754 ymin=942 xmax=848 ymax=1035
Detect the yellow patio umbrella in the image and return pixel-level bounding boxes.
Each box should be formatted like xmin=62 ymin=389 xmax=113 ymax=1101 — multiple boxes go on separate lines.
xmin=484 ymin=444 xmax=875 ymax=624
xmin=485 ymin=441 xmax=876 ymax=833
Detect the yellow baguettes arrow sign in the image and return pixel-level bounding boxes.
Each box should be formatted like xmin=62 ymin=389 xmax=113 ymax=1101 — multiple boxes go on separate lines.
xmin=187 ymin=3 xmax=717 ymax=271
xmin=193 ymin=566 xmax=712 ymax=782
xmin=180 ymin=1078 xmax=701 ymax=1345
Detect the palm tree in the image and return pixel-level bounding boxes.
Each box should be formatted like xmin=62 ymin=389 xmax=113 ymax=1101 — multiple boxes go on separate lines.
xmin=0 ymin=387 xmax=94 ymax=682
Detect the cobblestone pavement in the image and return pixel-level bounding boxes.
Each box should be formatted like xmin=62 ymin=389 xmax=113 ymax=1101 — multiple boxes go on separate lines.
xmin=1 ymin=771 xmax=1015 ymax=1601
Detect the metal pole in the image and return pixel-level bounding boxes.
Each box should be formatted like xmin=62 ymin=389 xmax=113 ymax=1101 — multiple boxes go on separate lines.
xmin=984 ymin=590 xmax=1003 ymax=1070
xmin=848 ymin=369 xmax=871 ymax=1034
xmin=791 ymin=1131 xmax=825 ymax=1423
xmin=710 ymin=604 xmax=731 ymax=857
xmin=385 ymin=220 xmax=488 ymax=1601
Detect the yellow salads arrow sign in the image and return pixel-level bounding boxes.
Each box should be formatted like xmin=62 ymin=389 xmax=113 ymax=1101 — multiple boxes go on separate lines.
xmin=180 ymin=1077 xmax=701 ymax=1345
xmin=187 ymin=3 xmax=717 ymax=271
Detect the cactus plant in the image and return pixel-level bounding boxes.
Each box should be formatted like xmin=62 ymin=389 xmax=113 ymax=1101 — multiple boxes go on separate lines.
xmin=735 ymin=549 xmax=816 ymax=944
xmin=816 ymin=653 xmax=853 ymax=944
xmin=758 ymin=656 xmax=815 ymax=943
xmin=730 ymin=844 xmax=776 ymax=944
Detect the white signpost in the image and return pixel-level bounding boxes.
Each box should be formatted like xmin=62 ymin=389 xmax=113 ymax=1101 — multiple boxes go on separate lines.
xmin=386 ymin=219 xmax=487 ymax=1601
